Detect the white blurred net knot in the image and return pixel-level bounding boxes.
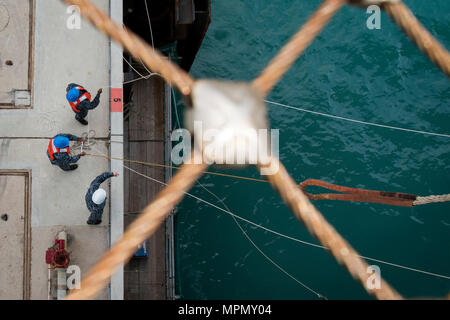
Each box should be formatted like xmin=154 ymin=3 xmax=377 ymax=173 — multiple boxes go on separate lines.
xmin=186 ymin=80 xmax=273 ymax=167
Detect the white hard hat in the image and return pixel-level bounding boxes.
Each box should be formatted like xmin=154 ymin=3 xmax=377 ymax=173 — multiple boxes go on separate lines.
xmin=92 ymin=188 xmax=107 ymax=205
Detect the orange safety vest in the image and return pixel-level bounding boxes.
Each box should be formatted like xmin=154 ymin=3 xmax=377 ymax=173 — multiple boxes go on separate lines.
xmin=68 ymin=86 xmax=91 ymax=113
xmin=47 ymin=139 xmax=70 ymax=161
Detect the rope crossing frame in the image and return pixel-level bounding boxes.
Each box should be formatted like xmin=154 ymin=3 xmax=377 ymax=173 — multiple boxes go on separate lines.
xmin=63 ymin=0 xmax=450 ymax=300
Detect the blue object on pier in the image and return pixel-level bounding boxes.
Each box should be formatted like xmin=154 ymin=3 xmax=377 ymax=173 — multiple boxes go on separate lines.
xmin=133 ymin=240 xmax=149 ymax=257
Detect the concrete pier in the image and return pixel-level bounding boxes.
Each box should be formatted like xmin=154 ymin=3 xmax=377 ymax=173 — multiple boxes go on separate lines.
xmin=1 ymin=0 xmax=210 ymax=300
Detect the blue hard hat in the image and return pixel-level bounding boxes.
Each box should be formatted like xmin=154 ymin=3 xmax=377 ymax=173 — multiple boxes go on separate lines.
xmin=54 ymin=136 xmax=70 ymax=148
xmin=66 ymin=87 xmax=80 ymax=102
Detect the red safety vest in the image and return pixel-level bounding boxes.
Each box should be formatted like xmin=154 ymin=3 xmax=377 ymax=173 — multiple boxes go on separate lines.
xmin=47 ymin=139 xmax=70 ymax=161
xmin=68 ymin=86 xmax=91 ymax=113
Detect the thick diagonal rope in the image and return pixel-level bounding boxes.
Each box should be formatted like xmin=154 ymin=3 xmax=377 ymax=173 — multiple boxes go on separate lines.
xmin=259 ymin=156 xmax=403 ymax=300
xmin=63 ymin=0 xmax=194 ymax=95
xmin=383 ymin=1 xmax=450 ymax=77
xmin=252 ymin=0 xmax=346 ymax=95
xmin=65 ymin=153 xmax=208 ymax=300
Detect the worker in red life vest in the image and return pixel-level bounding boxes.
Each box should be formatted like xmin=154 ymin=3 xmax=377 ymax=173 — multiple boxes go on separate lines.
xmin=47 ymin=134 xmax=86 ymax=171
xmin=66 ymin=83 xmax=102 ymax=125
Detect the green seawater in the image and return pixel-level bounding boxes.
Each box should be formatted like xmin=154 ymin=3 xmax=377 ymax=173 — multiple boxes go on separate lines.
xmin=174 ymin=0 xmax=450 ymax=299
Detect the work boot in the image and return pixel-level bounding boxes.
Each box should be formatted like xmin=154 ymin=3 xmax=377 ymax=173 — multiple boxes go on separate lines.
xmin=87 ymin=219 xmax=101 ymax=225
xmin=76 ymin=118 xmax=88 ymax=125
xmin=69 ymin=164 xmax=78 ymax=170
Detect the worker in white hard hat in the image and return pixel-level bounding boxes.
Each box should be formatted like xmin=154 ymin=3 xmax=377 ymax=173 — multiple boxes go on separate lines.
xmin=85 ymin=171 xmax=119 ymax=225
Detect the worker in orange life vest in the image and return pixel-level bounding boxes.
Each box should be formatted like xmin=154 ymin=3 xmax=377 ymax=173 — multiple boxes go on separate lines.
xmin=66 ymin=83 xmax=102 ymax=125
xmin=47 ymin=134 xmax=86 ymax=171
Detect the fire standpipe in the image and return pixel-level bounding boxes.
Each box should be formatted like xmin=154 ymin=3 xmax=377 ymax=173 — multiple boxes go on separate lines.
xmin=45 ymin=230 xmax=71 ymax=300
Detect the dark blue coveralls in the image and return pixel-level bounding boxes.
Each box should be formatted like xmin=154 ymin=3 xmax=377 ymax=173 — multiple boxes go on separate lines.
xmin=85 ymin=172 xmax=115 ymax=225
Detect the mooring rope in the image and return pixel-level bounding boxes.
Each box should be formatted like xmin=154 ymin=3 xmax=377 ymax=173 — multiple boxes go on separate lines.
xmin=300 ymin=179 xmax=450 ymax=207
xmin=414 ymin=194 xmax=450 ymax=206
xmin=265 ymin=100 xmax=450 ymax=138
